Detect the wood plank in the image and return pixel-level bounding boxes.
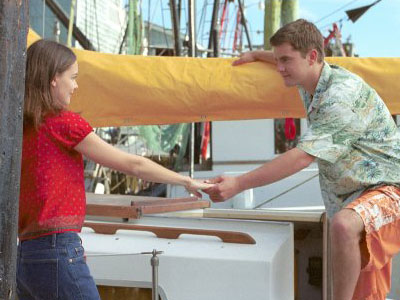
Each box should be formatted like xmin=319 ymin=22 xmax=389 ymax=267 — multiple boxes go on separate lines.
xmin=86 ymin=193 xmax=133 ymax=206
xmin=83 ymin=222 xmax=256 ymax=244
xmin=86 ymin=204 xmax=139 ymax=218
xmin=86 ymin=192 xmax=197 ymax=207
xmin=131 ymin=197 xmax=198 ymax=207
xmin=137 ymin=201 xmax=210 ymax=216
xmin=204 ymin=208 xmax=325 ymax=223
xmin=86 ymin=193 xmax=209 ymax=219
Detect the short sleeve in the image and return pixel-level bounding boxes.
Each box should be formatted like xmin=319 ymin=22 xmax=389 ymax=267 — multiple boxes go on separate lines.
xmin=45 ymin=111 xmax=93 ymax=149
xmin=297 ymin=101 xmax=366 ymax=164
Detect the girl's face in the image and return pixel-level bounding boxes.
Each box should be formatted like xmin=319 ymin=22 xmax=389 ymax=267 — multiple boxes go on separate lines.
xmin=50 ymin=61 xmax=78 ymax=108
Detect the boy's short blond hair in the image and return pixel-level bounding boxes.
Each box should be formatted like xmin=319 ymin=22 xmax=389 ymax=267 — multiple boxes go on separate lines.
xmin=270 ymin=19 xmax=325 ymax=63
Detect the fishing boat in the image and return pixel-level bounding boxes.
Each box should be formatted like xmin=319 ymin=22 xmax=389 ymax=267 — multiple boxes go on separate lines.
xmin=27 ymin=29 xmax=400 ymax=300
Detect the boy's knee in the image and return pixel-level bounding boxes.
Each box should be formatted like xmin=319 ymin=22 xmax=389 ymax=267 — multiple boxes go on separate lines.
xmin=330 ymin=209 xmax=364 ymax=242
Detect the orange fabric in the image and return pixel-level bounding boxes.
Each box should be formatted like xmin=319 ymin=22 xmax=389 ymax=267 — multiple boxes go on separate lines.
xmin=346 ymin=185 xmax=400 ymax=300
xmin=26 ymin=29 xmax=400 ymax=127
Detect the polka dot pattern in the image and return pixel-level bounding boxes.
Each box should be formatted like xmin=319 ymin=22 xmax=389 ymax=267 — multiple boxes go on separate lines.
xmin=19 ymin=111 xmax=93 ymax=240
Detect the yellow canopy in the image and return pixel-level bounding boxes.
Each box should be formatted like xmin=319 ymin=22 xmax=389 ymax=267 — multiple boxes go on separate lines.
xmin=27 ymin=30 xmax=400 ymax=127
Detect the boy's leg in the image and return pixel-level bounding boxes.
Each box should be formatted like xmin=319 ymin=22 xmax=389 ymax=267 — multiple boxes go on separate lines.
xmin=330 ymin=208 xmax=365 ymax=300
xmin=335 ymin=186 xmax=400 ymax=300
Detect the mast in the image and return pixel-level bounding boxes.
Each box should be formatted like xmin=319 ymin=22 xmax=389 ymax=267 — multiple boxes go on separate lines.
xmin=188 ymin=0 xmax=196 ymax=178
xmin=169 ymin=0 xmax=181 ymax=56
xmin=0 ymin=1 xmax=28 ymax=298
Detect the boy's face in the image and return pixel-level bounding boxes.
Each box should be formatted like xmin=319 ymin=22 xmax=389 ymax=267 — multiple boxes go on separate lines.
xmin=273 ymin=42 xmax=313 ymax=87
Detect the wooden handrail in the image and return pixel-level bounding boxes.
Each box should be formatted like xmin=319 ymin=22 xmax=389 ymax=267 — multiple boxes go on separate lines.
xmin=85 ymin=194 xmax=209 ymax=219
xmin=136 ymin=200 xmax=210 ymax=216
xmin=86 ymin=204 xmax=139 ymax=218
xmin=83 ymin=222 xmax=256 ymax=245
xmin=130 ymin=197 xmax=198 ymax=207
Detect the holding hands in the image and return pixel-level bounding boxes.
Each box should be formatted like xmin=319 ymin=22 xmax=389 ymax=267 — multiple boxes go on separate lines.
xmin=202 ymin=175 xmax=243 ymax=202
xmin=185 ymin=178 xmax=215 ymax=198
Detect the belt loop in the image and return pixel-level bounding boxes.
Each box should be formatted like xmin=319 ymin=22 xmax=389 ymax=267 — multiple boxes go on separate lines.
xmin=51 ymin=233 xmax=57 ymax=248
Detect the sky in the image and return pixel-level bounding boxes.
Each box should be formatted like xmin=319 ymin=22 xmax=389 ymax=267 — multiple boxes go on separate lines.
xmin=140 ymin=0 xmax=400 ymax=57
xmin=287 ymin=0 xmax=399 ymax=57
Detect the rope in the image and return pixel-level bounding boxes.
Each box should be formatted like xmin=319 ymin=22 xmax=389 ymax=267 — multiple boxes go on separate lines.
xmin=86 ymin=251 xmax=161 ymax=258
xmin=253 ymin=173 xmax=319 ymax=209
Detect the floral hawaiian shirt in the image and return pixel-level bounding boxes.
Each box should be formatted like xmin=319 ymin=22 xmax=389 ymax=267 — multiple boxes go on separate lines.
xmin=297 ymin=62 xmax=400 ymax=217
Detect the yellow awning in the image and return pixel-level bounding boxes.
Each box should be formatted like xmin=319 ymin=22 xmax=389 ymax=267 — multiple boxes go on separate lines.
xmin=27 ymin=29 xmax=400 ymax=127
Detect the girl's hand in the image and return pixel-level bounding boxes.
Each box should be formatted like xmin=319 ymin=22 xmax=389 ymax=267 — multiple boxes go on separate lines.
xmin=185 ymin=179 xmax=215 ymax=198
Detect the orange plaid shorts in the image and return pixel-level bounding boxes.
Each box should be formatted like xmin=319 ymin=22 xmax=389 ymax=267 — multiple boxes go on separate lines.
xmin=346 ymin=185 xmax=400 ymax=300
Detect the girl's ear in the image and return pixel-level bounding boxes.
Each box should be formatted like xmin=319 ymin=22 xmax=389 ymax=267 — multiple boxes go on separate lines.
xmin=51 ymin=78 xmax=57 ymax=87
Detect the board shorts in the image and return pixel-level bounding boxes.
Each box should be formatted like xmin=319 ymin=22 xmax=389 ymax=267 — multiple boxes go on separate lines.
xmin=346 ymin=185 xmax=400 ymax=300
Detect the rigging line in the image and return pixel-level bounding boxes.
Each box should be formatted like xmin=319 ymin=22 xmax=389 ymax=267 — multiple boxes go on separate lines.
xmin=253 ymin=173 xmax=319 ymax=209
xmin=117 ymin=18 xmax=129 ymax=54
xmin=160 ymin=0 xmax=170 ymax=51
xmin=42 ymin=0 xmax=45 ymax=37
xmin=197 ymin=0 xmax=209 ymax=47
xmin=84 ymin=0 xmax=88 ymax=43
xmin=226 ymin=3 xmax=236 ymax=51
xmin=219 ymin=0 xmax=229 ymax=50
xmin=147 ymin=0 xmax=152 ymax=52
xmin=318 ymin=17 xmax=346 ymax=32
xmin=114 ymin=6 xmax=127 ymax=53
xmin=314 ymin=0 xmax=361 ymax=24
xmin=149 ymin=0 xmax=160 ymax=28
xmin=198 ymin=1 xmax=214 ymax=47
xmin=178 ymin=0 xmax=188 ymax=36
xmin=246 ymin=17 xmax=254 ymax=46
xmin=94 ymin=0 xmax=101 ymax=52
xmin=86 ymin=252 xmax=156 ymax=258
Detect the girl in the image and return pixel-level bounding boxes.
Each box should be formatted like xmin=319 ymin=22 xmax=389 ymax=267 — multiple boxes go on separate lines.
xmin=17 ymin=39 xmax=211 ymax=300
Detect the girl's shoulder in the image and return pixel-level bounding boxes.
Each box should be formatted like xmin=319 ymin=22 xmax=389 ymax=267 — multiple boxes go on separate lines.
xmin=44 ymin=110 xmax=89 ymax=127
xmin=46 ymin=110 xmax=83 ymax=121
xmin=42 ymin=110 xmax=93 ymax=148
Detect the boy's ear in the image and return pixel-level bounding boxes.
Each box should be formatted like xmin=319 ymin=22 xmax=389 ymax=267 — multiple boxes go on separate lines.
xmin=308 ymin=49 xmax=318 ymax=65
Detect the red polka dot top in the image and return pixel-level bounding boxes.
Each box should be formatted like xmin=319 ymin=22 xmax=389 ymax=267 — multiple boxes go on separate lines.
xmin=19 ymin=111 xmax=93 ymax=240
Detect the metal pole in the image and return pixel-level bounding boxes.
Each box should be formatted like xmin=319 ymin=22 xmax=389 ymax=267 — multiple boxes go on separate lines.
xmin=53 ymin=20 xmax=60 ymax=42
xmin=188 ymin=0 xmax=196 ymax=56
xmin=0 ymin=1 xmax=28 ymax=298
xmin=237 ymin=0 xmax=253 ymax=51
xmin=169 ymin=0 xmax=181 ymax=56
xmin=67 ymin=0 xmax=77 ymax=47
xmin=151 ymin=250 xmax=159 ymax=300
xmin=264 ymin=0 xmax=281 ymax=50
xmin=207 ymin=0 xmax=220 ymax=57
xmin=188 ymin=0 xmax=196 ymax=178
xmin=127 ymin=0 xmax=135 ymax=54
xmin=142 ymin=250 xmax=163 ymax=300
xmin=281 ymin=0 xmax=299 ymax=26
xmin=46 ymin=0 xmax=95 ymax=50
xmin=178 ymin=0 xmax=182 ymax=26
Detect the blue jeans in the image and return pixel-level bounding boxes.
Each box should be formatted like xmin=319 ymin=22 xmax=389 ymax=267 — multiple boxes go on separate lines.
xmin=17 ymin=232 xmax=100 ymax=300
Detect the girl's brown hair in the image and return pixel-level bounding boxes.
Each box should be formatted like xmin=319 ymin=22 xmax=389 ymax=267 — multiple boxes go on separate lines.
xmin=24 ymin=39 xmax=76 ymax=129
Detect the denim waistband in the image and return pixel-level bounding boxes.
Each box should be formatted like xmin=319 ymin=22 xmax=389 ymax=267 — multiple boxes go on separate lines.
xmin=19 ymin=232 xmax=81 ymax=250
